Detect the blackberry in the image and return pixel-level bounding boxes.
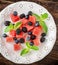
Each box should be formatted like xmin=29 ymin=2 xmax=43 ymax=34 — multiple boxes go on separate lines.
xmin=40 ymin=37 xmax=45 ymax=42
xmin=20 ymin=13 xmax=25 ymax=19
xmin=16 ymin=28 xmax=21 ymax=35
xmin=25 ymin=15 xmax=29 ymax=19
xmin=30 ymin=41 xmax=34 ymax=46
xmin=13 ymin=11 xmax=18 ymax=16
xmin=13 ymin=37 xmax=17 ymax=40
xmin=30 ymin=35 xmax=36 ymax=40
xmin=28 ymin=31 xmax=32 ymax=35
xmin=28 ymin=11 xmax=32 ymax=16
xmin=41 ymin=33 xmax=46 ymax=37
xmin=15 ymin=39 xmax=20 ymax=44
xmin=22 ymin=27 xmax=27 ymax=33
xmin=3 ymin=34 xmax=8 ymax=38
xmin=35 ymin=21 xmax=39 ymax=27
xmin=19 ymin=38 xmax=25 ymax=43
xmin=28 ymin=21 xmax=33 ymax=26
xmin=4 ymin=21 xmax=10 ymax=26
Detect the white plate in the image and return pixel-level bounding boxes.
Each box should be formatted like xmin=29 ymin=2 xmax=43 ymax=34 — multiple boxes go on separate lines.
xmin=0 ymin=1 xmax=56 ymax=64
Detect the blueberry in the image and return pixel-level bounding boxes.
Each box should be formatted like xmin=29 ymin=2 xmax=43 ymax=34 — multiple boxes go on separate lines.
xmin=15 ymin=39 xmax=20 ymax=44
xmin=40 ymin=37 xmax=45 ymax=42
xmin=13 ymin=37 xmax=17 ymax=40
xmin=30 ymin=35 xmax=36 ymax=40
xmin=28 ymin=31 xmax=32 ymax=35
xmin=13 ymin=11 xmax=18 ymax=16
xmin=30 ymin=41 xmax=34 ymax=46
xmin=4 ymin=21 xmax=10 ymax=26
xmin=22 ymin=27 xmax=27 ymax=33
xmin=28 ymin=11 xmax=32 ymax=16
xmin=26 ymin=36 xmax=30 ymax=41
xmin=41 ymin=33 xmax=46 ymax=37
xmin=16 ymin=28 xmax=21 ymax=35
xmin=28 ymin=21 xmax=33 ymax=26
xmin=35 ymin=21 xmax=39 ymax=27
xmin=3 ymin=34 xmax=8 ymax=38
xmin=20 ymin=13 xmax=25 ymax=19
xmin=19 ymin=38 xmax=25 ymax=43
xmin=25 ymin=15 xmax=29 ymax=19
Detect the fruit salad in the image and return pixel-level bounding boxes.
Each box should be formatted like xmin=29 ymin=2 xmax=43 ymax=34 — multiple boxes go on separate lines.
xmin=3 ymin=11 xmax=48 ymax=56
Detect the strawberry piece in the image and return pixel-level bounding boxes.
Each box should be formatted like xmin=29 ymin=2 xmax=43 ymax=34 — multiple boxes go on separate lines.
xmin=10 ymin=30 xmax=16 ymax=37
xmin=10 ymin=14 xmax=20 ymax=22
xmin=14 ymin=44 xmax=21 ymax=51
xmin=29 ymin=16 xmax=36 ymax=23
xmin=6 ymin=37 xmax=13 ymax=42
xmin=33 ymin=26 xmax=42 ymax=36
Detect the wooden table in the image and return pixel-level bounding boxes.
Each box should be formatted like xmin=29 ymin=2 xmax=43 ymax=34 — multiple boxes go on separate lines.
xmin=0 ymin=0 xmax=58 ymax=65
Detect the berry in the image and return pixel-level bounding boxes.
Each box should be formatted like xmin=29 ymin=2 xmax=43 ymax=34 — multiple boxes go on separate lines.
xmin=3 ymin=34 xmax=8 ymax=38
xmin=26 ymin=36 xmax=30 ymax=41
xmin=30 ymin=35 xmax=36 ymax=40
xmin=19 ymin=38 xmax=25 ymax=43
xmin=40 ymin=37 xmax=45 ymax=42
xmin=20 ymin=13 xmax=25 ymax=19
xmin=22 ymin=27 xmax=27 ymax=33
xmin=28 ymin=11 xmax=32 ymax=15
xmin=28 ymin=31 xmax=32 ymax=35
xmin=25 ymin=15 xmax=29 ymax=19
xmin=15 ymin=39 xmax=19 ymax=44
xmin=41 ymin=33 xmax=46 ymax=37
xmin=13 ymin=37 xmax=17 ymax=40
xmin=30 ymin=41 xmax=34 ymax=46
xmin=4 ymin=21 xmax=10 ymax=26
xmin=13 ymin=11 xmax=18 ymax=16
xmin=16 ymin=28 xmax=21 ymax=35
xmin=35 ymin=21 xmax=39 ymax=27
xmin=28 ymin=21 xmax=33 ymax=26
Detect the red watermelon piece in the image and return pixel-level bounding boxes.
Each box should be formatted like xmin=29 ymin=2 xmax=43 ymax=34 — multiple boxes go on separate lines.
xmin=10 ymin=14 xmax=20 ymax=22
xmin=29 ymin=16 xmax=36 ymax=23
xmin=10 ymin=30 xmax=16 ymax=37
xmin=6 ymin=37 xmax=13 ymax=42
xmin=14 ymin=44 xmax=21 ymax=51
xmin=33 ymin=38 xmax=40 ymax=46
xmin=33 ymin=26 xmax=42 ymax=36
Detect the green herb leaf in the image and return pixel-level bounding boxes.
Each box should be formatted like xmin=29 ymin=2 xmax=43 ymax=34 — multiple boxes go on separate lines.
xmin=20 ymin=48 xmax=29 ymax=56
xmin=26 ymin=42 xmax=39 ymax=50
xmin=39 ymin=21 xmax=48 ymax=33
xmin=14 ymin=22 xmax=22 ymax=30
xmin=41 ymin=13 xmax=48 ymax=20
xmin=4 ymin=23 xmax=14 ymax=33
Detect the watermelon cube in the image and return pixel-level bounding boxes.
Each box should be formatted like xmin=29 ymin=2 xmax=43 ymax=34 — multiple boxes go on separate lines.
xmin=6 ymin=37 xmax=13 ymax=42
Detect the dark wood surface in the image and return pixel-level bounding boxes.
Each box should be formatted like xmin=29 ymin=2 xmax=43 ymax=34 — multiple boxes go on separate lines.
xmin=0 ymin=0 xmax=58 ymax=65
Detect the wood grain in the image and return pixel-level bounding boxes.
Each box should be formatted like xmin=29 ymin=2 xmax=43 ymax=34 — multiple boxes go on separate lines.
xmin=0 ymin=0 xmax=58 ymax=65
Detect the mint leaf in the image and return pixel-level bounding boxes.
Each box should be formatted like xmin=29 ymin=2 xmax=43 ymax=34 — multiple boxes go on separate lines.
xmin=20 ymin=48 xmax=29 ymax=56
xmin=14 ymin=22 xmax=22 ymax=30
xmin=39 ymin=21 xmax=48 ymax=33
xmin=4 ymin=23 xmax=14 ymax=33
xmin=26 ymin=42 xmax=39 ymax=50
xmin=41 ymin=13 xmax=48 ymax=20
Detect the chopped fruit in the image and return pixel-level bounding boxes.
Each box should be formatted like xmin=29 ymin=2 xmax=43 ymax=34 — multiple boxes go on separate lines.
xmin=3 ymin=34 xmax=8 ymax=38
xmin=13 ymin=11 xmax=18 ymax=16
xmin=10 ymin=14 xmax=19 ymax=22
xmin=22 ymin=27 xmax=27 ymax=33
xmin=4 ymin=21 xmax=10 ymax=26
xmin=30 ymin=35 xmax=36 ymax=40
xmin=14 ymin=44 xmax=21 ymax=51
xmin=16 ymin=28 xmax=21 ymax=35
xmin=40 ymin=37 xmax=45 ymax=42
xmin=33 ymin=38 xmax=40 ymax=46
xmin=25 ymin=15 xmax=29 ymax=19
xmin=33 ymin=26 xmax=42 ymax=36
xmin=30 ymin=41 xmax=34 ymax=46
xmin=6 ymin=37 xmax=13 ymax=42
xmin=28 ymin=21 xmax=33 ymax=26
xmin=19 ymin=38 xmax=25 ymax=43
xmin=41 ymin=33 xmax=46 ymax=37
xmin=10 ymin=30 xmax=16 ymax=37
xmin=15 ymin=39 xmax=20 ymax=44
xmin=20 ymin=13 xmax=25 ymax=19
xmin=21 ymin=18 xmax=28 ymax=24
xmin=28 ymin=11 xmax=32 ymax=16
xmin=35 ymin=21 xmax=39 ymax=27
xmin=28 ymin=31 xmax=32 ymax=35
xmin=25 ymin=25 xmax=34 ymax=31
xmin=29 ymin=16 xmax=36 ymax=23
